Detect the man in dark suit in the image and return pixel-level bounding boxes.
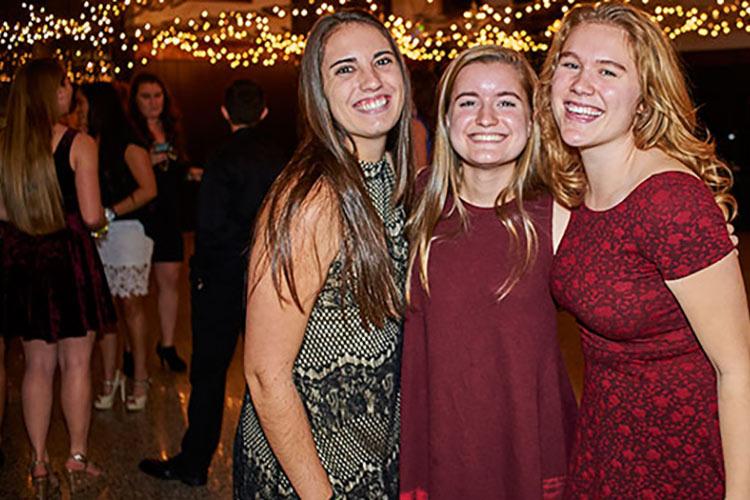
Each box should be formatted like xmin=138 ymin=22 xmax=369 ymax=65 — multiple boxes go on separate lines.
xmin=139 ymin=79 xmax=285 ymax=485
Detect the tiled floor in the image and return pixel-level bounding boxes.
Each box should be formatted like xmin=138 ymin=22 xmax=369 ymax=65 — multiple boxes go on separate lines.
xmin=0 ymin=233 xmax=747 ymax=499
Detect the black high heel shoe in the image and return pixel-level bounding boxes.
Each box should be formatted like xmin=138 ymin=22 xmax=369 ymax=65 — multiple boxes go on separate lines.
xmin=156 ymin=345 xmax=187 ymax=372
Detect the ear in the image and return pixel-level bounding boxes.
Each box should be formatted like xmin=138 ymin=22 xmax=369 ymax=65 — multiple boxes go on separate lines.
xmin=259 ymin=107 xmax=269 ymax=122
xmin=220 ymin=105 xmax=230 ymax=122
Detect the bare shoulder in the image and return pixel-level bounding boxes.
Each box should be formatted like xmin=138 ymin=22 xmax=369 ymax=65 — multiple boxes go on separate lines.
xmin=640 ymin=148 xmax=694 ymax=179
xmin=70 ymin=131 xmax=97 ymax=158
xmin=124 ymin=143 xmax=150 ymax=162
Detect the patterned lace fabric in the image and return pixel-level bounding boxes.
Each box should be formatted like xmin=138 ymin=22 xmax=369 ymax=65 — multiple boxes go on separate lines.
xmin=234 ymin=157 xmax=407 ymax=499
xmin=102 ymin=262 xmax=151 ymax=298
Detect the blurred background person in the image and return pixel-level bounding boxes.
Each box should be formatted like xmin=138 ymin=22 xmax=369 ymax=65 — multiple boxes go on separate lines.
xmin=128 ymin=72 xmax=188 ymax=373
xmin=76 ymin=82 xmax=157 ymax=412
xmin=0 ymin=58 xmax=113 ymax=499
xmin=140 ymin=79 xmax=284 ymax=486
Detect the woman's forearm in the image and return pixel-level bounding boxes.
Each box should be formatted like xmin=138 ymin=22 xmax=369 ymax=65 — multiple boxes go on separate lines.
xmin=248 ymin=371 xmax=333 ymax=499
xmin=112 ymin=187 xmax=156 ymax=217
xmin=718 ymin=371 xmax=750 ymax=499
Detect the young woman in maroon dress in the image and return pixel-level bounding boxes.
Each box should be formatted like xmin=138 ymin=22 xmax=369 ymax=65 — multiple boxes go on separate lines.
xmin=0 ymin=59 xmax=115 ymax=498
xmin=537 ymin=2 xmax=750 ymax=498
xmin=400 ymin=45 xmax=577 ymax=500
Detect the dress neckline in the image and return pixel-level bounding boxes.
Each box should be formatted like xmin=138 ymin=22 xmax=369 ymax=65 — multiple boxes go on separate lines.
xmin=582 ymin=170 xmax=696 ymax=214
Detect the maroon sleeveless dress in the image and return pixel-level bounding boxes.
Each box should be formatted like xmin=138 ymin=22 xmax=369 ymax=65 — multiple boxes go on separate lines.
xmin=0 ymin=128 xmax=116 ymax=342
xmin=400 ymin=192 xmax=577 ymax=500
xmin=551 ymin=172 xmax=733 ymax=499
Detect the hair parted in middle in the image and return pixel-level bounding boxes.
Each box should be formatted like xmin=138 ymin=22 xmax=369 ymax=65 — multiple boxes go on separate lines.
xmin=536 ymin=0 xmax=736 ymax=220
xmin=253 ymin=9 xmax=414 ymax=328
xmin=408 ymin=45 xmax=545 ymax=302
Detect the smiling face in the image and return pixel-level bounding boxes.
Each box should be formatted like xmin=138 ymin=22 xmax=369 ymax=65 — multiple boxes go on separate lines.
xmin=135 ymin=81 xmax=165 ymax=121
xmin=321 ymin=22 xmax=404 ymax=158
xmin=550 ymin=22 xmax=642 ymax=151
xmin=448 ymin=61 xmax=531 ymax=172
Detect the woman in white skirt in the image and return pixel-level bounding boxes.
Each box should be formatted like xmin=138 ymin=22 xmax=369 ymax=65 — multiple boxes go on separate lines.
xmin=76 ymin=82 xmax=157 ymax=411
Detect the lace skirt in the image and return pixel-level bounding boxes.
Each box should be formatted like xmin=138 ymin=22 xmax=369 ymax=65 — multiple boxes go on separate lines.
xmin=96 ymin=220 xmax=153 ymax=298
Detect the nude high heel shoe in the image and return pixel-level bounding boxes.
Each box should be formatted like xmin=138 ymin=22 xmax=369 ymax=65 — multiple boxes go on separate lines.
xmin=125 ymin=378 xmax=150 ymax=412
xmin=94 ymin=370 xmax=125 ymax=410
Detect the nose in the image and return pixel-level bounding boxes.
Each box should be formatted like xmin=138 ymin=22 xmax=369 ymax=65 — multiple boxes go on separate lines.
xmin=476 ymin=103 xmax=498 ymax=127
xmin=358 ymin=66 xmax=383 ymax=92
xmin=570 ymin=68 xmax=594 ymax=96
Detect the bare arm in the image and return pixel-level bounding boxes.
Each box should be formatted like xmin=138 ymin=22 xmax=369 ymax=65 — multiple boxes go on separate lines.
xmin=666 ymin=253 xmax=750 ymax=499
xmin=551 ymin=200 xmax=571 ymax=256
xmin=244 ymin=183 xmax=341 ymax=499
xmin=70 ymin=132 xmax=105 ymax=229
xmin=110 ymin=144 xmax=157 ymax=217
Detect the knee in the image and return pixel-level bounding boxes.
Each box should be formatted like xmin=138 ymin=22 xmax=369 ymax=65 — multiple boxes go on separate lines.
xmin=58 ymin=352 xmax=92 ymax=376
xmin=25 ymin=352 xmax=57 ymax=378
xmin=120 ymin=296 xmax=145 ymax=318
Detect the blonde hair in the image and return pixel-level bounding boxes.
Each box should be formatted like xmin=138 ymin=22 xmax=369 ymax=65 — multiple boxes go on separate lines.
xmin=537 ymin=1 xmax=736 ymax=220
xmin=0 ymin=58 xmax=67 ymax=235
xmin=408 ymin=45 xmax=545 ymax=302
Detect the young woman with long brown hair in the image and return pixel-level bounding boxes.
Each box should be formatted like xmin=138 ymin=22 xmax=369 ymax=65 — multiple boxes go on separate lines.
xmin=0 ymin=58 xmax=114 ymax=499
xmin=77 ymin=82 xmax=157 ymax=412
xmin=538 ymin=2 xmax=750 ymax=497
xmin=400 ymin=45 xmax=576 ymax=500
xmin=232 ymin=10 xmax=413 ymax=499
xmin=128 ymin=72 xmax=188 ymax=374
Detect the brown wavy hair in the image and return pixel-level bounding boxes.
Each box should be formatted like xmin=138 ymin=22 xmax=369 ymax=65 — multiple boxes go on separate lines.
xmin=409 ymin=46 xmax=544 ymax=301
xmin=536 ymin=1 xmax=736 ymax=220
xmin=254 ymin=9 xmax=414 ymax=328
xmin=0 ymin=58 xmax=67 ymax=235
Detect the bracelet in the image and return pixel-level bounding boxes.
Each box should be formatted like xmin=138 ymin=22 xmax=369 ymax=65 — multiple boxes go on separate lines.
xmin=105 ymin=207 xmax=116 ymax=223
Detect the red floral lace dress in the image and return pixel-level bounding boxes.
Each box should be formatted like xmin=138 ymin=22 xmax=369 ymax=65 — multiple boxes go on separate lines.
xmin=551 ymin=172 xmax=733 ymax=499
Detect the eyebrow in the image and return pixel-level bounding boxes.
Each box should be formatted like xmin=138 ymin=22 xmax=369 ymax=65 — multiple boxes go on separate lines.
xmin=560 ymin=50 xmax=628 ymax=72
xmin=454 ymin=90 xmax=522 ymax=100
xmin=329 ymin=49 xmax=394 ymax=70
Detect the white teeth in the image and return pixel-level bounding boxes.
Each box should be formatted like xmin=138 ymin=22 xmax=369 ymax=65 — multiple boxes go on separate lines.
xmin=471 ymin=134 xmax=504 ymax=142
xmin=565 ymin=103 xmax=603 ymax=117
xmin=357 ymin=96 xmax=388 ymax=111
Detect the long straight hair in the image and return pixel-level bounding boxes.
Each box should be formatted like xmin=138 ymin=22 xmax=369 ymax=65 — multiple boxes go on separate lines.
xmin=537 ymin=1 xmax=736 ymax=220
xmin=255 ymin=9 xmax=414 ymax=328
xmin=0 ymin=58 xmax=67 ymax=235
xmin=409 ymin=46 xmax=544 ymax=301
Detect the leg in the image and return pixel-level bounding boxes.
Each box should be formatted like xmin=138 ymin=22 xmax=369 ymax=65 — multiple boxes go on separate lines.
xmin=153 ymin=261 xmax=182 ymax=348
xmin=180 ymin=272 xmax=243 ymax=472
xmin=21 ymin=339 xmax=58 ymax=464
xmin=57 ymin=332 xmax=98 ymax=462
xmin=121 ymin=295 xmax=149 ymax=399
xmin=0 ymin=337 xmax=5 ymax=446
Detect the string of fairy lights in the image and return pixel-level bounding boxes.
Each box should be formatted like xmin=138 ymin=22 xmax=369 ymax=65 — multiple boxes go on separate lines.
xmin=1 ymin=0 xmax=750 ymax=81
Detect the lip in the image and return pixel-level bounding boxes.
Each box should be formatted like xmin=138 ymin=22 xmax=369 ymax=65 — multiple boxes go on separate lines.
xmin=353 ymin=94 xmax=391 ymax=114
xmin=563 ymin=100 xmax=604 ymax=123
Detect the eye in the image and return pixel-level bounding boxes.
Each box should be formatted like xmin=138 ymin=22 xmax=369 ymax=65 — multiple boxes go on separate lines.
xmin=560 ymin=60 xmax=579 ymax=70
xmin=334 ymin=65 xmax=354 ymax=75
xmin=600 ymin=68 xmax=618 ymax=77
xmin=457 ymin=99 xmax=476 ymax=108
xmin=375 ymin=55 xmax=394 ymax=67
xmin=498 ymin=99 xmax=517 ymax=108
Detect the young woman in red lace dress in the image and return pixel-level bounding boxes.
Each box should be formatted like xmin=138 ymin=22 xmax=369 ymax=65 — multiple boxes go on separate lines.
xmin=537 ymin=2 xmax=750 ymax=498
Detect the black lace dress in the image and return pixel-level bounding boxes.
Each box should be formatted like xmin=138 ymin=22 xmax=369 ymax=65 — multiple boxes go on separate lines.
xmin=233 ymin=157 xmax=407 ymax=499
